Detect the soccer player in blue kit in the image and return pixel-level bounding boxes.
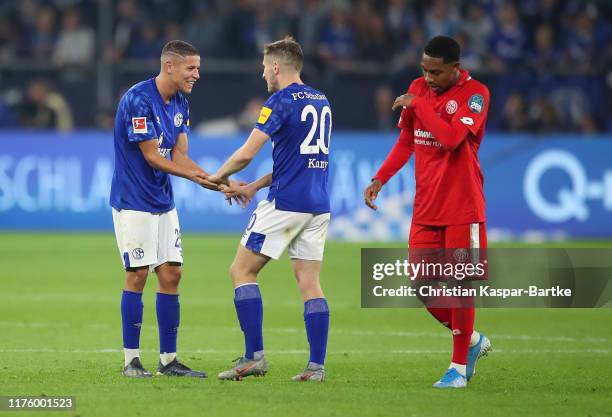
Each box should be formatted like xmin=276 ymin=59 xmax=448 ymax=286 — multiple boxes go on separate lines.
xmin=208 ymin=37 xmax=332 ymax=382
xmin=110 ymin=40 xmax=221 ymax=378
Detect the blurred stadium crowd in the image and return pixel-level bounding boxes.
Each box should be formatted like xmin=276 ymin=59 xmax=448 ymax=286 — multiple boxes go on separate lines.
xmin=0 ymin=0 xmax=610 ymax=133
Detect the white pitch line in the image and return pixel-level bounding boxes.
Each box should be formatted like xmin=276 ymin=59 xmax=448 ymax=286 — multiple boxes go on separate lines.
xmin=1 ymin=321 xmax=610 ymax=344
xmin=0 ymin=348 xmax=608 ymax=354
xmin=0 ymin=295 xmax=354 ymax=309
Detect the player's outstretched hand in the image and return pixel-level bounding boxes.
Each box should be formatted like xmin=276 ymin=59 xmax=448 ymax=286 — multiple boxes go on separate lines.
xmin=192 ymin=171 xmax=220 ymax=190
xmin=220 ymin=181 xmax=257 ymax=209
xmin=221 ymin=180 xmax=250 ymax=206
xmin=364 ymin=179 xmax=382 ymax=211
xmin=392 ymin=93 xmax=415 ymax=111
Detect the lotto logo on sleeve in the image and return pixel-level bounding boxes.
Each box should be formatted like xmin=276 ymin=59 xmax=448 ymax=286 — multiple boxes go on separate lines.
xmin=258 ymin=107 xmax=272 ymax=124
xmin=132 ymin=117 xmax=148 ymax=133
xmin=460 ymin=116 xmax=474 ymax=126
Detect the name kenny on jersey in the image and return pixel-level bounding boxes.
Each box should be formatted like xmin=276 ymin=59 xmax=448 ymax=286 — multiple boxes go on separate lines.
xmin=308 ymin=158 xmax=328 ymax=169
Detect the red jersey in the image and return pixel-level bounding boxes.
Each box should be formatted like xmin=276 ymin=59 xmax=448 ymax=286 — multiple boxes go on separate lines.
xmin=374 ymin=69 xmax=489 ymax=226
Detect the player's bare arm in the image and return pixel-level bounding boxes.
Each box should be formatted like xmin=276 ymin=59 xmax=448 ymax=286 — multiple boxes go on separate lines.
xmin=170 ymin=134 xmax=247 ymax=203
xmin=248 ymin=172 xmax=273 ymax=192
xmin=171 ymin=133 xmax=220 ymax=190
xmin=138 ymin=139 xmax=209 ymax=187
xmin=208 ymin=128 xmax=269 ymax=185
xmin=171 ymin=133 xmax=206 ymax=173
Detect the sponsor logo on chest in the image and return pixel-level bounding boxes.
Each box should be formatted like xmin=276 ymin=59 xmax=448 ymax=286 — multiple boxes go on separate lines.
xmin=414 ymin=129 xmax=442 ymax=148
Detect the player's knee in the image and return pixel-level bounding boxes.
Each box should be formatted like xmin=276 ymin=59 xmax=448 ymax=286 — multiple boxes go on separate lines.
xmin=229 ymin=262 xmax=240 ymax=280
xmin=297 ymin=276 xmax=321 ymax=293
xmin=229 ymin=261 xmax=257 ymax=285
xmin=295 ymin=270 xmax=319 ymax=285
xmin=229 ymin=261 xmax=246 ymax=280
xmin=162 ymin=271 xmax=181 ymax=289
xmin=171 ymin=270 xmax=182 ymax=286
xmin=126 ymin=268 xmax=148 ymax=290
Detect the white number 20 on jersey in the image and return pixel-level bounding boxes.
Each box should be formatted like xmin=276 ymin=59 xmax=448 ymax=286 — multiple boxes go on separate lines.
xmin=300 ymin=104 xmax=332 ymax=155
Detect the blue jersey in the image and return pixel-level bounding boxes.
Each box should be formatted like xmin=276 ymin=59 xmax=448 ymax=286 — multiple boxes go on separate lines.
xmin=110 ymin=78 xmax=190 ymax=213
xmin=255 ymin=83 xmax=331 ymax=214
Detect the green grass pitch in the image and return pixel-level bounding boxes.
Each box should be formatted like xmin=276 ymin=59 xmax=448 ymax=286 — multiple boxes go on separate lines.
xmin=1 ymin=233 xmax=611 ymax=417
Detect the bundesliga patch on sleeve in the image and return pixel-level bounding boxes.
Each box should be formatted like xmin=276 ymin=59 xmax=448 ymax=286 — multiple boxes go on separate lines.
xmin=132 ymin=117 xmax=148 ymax=133
xmin=468 ymin=94 xmax=484 ymax=114
xmin=258 ymin=106 xmax=272 ymax=124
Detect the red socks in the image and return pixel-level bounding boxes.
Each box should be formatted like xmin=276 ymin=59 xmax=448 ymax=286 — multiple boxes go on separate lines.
xmin=451 ymin=307 xmax=475 ymax=365
xmin=426 ymin=306 xmax=475 ymax=365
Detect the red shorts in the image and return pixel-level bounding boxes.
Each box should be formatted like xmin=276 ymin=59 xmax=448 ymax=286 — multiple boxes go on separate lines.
xmin=408 ymin=222 xmax=488 ymax=285
xmin=409 ymin=222 xmax=487 ymax=249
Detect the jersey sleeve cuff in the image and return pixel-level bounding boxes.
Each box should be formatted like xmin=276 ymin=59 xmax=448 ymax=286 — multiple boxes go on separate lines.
xmin=372 ymin=175 xmax=387 ymax=185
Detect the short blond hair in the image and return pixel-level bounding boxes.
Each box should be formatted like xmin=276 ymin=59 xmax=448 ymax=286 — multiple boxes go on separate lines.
xmin=263 ymin=36 xmax=304 ymax=72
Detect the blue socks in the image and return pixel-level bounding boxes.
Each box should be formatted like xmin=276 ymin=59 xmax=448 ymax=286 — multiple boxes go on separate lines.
xmin=156 ymin=293 xmax=180 ymax=354
xmin=121 ymin=290 xmax=143 ymax=349
xmin=232 ymin=285 xmax=329 ymax=367
xmin=304 ymin=298 xmax=330 ymax=367
xmin=234 ymin=284 xmax=264 ymax=360
xmin=121 ymin=290 xmax=180 ymax=365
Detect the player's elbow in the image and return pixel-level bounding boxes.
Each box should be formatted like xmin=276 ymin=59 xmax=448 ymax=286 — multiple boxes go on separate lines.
xmin=236 ymin=149 xmax=255 ymax=164
xmin=242 ymin=154 xmax=255 ymax=163
xmin=143 ymin=151 xmax=162 ymax=168
xmin=440 ymin=133 xmax=467 ymax=151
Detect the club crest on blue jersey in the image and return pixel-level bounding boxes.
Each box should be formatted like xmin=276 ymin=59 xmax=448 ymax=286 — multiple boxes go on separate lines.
xmin=468 ymin=94 xmax=484 ymax=113
xmin=174 ymin=112 xmax=183 ymax=127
